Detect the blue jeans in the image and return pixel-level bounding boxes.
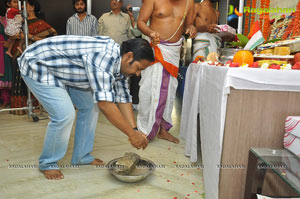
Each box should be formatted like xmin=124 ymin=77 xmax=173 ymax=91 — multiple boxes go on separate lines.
xmin=22 ymin=75 xmax=99 ymax=170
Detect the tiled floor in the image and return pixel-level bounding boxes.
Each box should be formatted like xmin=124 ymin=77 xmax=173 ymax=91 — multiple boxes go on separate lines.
xmin=0 ymin=98 xmax=204 ymax=199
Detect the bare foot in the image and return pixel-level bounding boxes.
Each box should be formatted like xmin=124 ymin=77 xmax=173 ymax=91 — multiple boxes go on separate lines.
xmin=5 ymin=51 xmax=13 ymax=58
xmin=17 ymin=110 xmax=26 ymax=115
xmin=157 ymin=128 xmax=180 ymax=144
xmin=33 ymin=108 xmax=40 ymax=113
xmin=17 ymin=46 xmax=23 ymax=54
xmin=40 ymin=170 xmax=64 ymax=180
xmin=0 ymin=102 xmax=9 ymax=109
xmin=90 ymin=158 xmax=105 ymax=166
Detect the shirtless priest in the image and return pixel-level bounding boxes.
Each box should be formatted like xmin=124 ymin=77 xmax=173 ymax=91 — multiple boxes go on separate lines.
xmin=137 ymin=0 xmax=197 ymax=144
xmin=193 ymin=0 xmax=234 ymax=60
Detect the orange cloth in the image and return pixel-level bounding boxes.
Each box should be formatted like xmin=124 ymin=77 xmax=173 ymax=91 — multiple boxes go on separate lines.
xmin=151 ymin=45 xmax=179 ymax=78
xmin=247 ymin=21 xmax=260 ymax=39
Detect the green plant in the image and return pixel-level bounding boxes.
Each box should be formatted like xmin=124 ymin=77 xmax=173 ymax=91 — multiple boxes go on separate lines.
xmin=228 ymin=34 xmax=249 ymax=47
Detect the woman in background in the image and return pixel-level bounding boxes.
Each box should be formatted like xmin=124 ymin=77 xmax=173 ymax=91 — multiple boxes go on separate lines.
xmin=10 ymin=0 xmax=57 ymax=115
xmin=0 ymin=0 xmax=12 ymax=109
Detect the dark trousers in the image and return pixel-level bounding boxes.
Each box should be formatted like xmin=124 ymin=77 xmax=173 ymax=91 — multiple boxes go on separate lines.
xmin=129 ymin=76 xmax=141 ymax=104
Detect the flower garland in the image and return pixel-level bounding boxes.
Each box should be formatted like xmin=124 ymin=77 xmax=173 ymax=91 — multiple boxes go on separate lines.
xmin=269 ymin=18 xmax=278 ymax=39
xmin=277 ymin=17 xmax=290 ymax=38
xmin=259 ymin=0 xmax=265 ymax=30
xmin=244 ymin=0 xmax=270 ymax=39
xmin=262 ymin=0 xmax=271 ymax=40
xmin=282 ymin=14 xmax=294 ymax=39
xmin=255 ymin=0 xmax=271 ymax=40
xmin=249 ymin=0 xmax=257 ymax=33
xmin=292 ymin=1 xmax=300 ymax=37
xmin=283 ymin=1 xmax=300 ymax=39
xmin=244 ymin=0 xmax=251 ymax=35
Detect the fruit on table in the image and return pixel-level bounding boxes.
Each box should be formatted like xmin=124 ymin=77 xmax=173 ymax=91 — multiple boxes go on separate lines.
xmin=294 ymin=52 xmax=300 ymax=63
xmin=257 ymin=60 xmax=288 ymax=66
xmin=206 ymin=52 xmax=219 ymax=62
xmin=233 ymin=50 xmax=254 ymax=66
xmin=193 ymin=55 xmax=205 ymax=63
xmin=269 ymin=64 xmax=281 ymax=70
xmin=292 ymin=62 xmax=300 ymax=70
xmin=249 ymin=62 xmax=259 ymax=68
xmin=226 ymin=60 xmax=232 ymax=65
xmin=229 ymin=62 xmax=240 ymax=67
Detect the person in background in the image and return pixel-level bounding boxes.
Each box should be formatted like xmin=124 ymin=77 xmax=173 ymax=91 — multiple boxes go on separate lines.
xmin=10 ymin=0 xmax=57 ymax=115
xmin=192 ymin=0 xmax=221 ymax=61
xmin=4 ymin=0 xmax=23 ymax=57
xmin=137 ymin=0 xmax=197 ymax=144
xmin=193 ymin=0 xmax=234 ymax=61
xmin=126 ymin=3 xmax=142 ymax=110
xmin=126 ymin=4 xmax=141 ymax=38
xmin=18 ymin=36 xmax=153 ymax=180
xmin=0 ymin=0 xmax=12 ymax=109
xmin=66 ymin=0 xmax=98 ymax=36
xmin=65 ymin=0 xmax=100 ymax=163
xmin=98 ymin=0 xmax=134 ymax=44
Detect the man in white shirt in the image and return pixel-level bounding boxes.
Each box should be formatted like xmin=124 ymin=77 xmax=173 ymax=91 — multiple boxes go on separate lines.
xmin=98 ymin=0 xmax=135 ymax=44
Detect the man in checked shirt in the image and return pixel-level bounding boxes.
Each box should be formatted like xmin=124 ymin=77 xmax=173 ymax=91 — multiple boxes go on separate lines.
xmin=18 ymin=35 xmax=154 ymax=180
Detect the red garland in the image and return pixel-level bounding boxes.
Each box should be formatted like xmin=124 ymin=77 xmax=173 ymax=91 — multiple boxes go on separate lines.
xmin=244 ymin=0 xmax=251 ymax=35
xmin=283 ymin=0 xmax=300 ymax=39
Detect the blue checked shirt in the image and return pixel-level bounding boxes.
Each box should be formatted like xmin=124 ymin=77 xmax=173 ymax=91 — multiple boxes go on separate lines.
xmin=18 ymin=35 xmax=132 ymax=103
xmin=66 ymin=13 xmax=98 ymax=36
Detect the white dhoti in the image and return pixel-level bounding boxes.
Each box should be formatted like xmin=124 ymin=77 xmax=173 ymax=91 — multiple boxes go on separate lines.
xmin=137 ymin=39 xmax=182 ymax=140
xmin=192 ymin=32 xmax=222 ymax=61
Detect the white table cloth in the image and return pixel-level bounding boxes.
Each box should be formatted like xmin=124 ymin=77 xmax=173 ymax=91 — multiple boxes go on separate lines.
xmin=180 ymin=63 xmax=300 ymax=199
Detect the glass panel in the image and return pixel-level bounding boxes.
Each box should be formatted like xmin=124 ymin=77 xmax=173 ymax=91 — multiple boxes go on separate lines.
xmin=250 ymin=148 xmax=300 ymax=195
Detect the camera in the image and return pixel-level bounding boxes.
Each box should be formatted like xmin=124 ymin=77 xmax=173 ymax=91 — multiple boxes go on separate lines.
xmin=128 ymin=7 xmax=140 ymax=12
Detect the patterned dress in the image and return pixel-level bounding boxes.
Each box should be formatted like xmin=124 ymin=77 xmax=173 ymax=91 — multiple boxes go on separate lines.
xmin=10 ymin=18 xmax=57 ymax=114
xmin=0 ymin=17 xmax=12 ymax=105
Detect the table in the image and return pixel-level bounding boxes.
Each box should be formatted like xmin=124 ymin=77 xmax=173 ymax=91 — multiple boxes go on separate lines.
xmin=245 ymin=148 xmax=300 ymax=199
xmin=180 ymin=63 xmax=300 ymax=199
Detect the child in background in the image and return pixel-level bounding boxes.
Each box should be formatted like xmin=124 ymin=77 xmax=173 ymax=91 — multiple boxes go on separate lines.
xmin=5 ymin=0 xmax=23 ymax=57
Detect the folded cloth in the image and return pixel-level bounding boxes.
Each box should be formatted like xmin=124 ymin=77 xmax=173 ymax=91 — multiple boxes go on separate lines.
xmin=217 ymin=24 xmax=236 ymax=35
xmin=257 ymin=194 xmax=299 ymax=199
xmin=284 ymin=116 xmax=300 ymax=157
xmin=192 ymin=32 xmax=221 ymax=61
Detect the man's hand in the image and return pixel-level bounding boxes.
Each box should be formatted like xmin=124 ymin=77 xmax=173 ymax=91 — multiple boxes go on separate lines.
xmin=149 ymin=31 xmax=160 ymax=46
xmin=128 ymin=130 xmax=148 ymax=150
xmin=126 ymin=4 xmax=133 ymax=17
xmin=207 ymin=24 xmax=219 ymax=33
xmin=185 ymin=25 xmax=197 ymax=39
xmin=127 ymin=4 xmax=136 ymax=28
xmin=220 ymin=32 xmax=236 ymax=42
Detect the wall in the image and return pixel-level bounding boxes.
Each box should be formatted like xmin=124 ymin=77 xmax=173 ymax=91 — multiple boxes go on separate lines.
xmin=269 ymin=0 xmax=298 ymax=19
xmin=39 ymin=0 xmax=75 ymax=35
xmin=219 ymin=0 xmax=229 ymax=24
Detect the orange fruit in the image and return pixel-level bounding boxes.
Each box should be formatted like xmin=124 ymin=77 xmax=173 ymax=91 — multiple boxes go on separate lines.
xmin=233 ymin=50 xmax=254 ymax=66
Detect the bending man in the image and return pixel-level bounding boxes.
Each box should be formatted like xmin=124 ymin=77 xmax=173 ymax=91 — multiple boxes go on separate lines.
xmin=18 ymin=36 xmax=154 ymax=180
xmin=137 ymin=0 xmax=197 ymax=144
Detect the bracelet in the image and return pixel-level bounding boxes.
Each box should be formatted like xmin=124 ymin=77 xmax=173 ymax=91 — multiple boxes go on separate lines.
xmin=133 ymin=127 xmax=138 ymax=131
xmin=32 ymin=35 xmax=35 ymax=40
